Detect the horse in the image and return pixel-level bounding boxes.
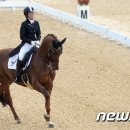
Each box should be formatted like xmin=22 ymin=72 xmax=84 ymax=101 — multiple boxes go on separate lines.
xmin=0 ymin=34 xmax=66 ymax=128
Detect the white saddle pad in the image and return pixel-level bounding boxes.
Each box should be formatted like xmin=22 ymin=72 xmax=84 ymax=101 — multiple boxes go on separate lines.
xmin=8 ymin=54 xmax=33 ymax=70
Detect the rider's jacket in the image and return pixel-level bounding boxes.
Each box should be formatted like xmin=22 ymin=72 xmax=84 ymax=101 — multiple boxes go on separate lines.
xmin=9 ymin=19 xmax=41 ymax=57
xmin=20 ymin=19 xmax=41 ymax=44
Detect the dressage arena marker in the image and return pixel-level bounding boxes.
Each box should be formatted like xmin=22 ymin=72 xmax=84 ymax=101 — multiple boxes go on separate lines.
xmin=77 ymin=4 xmax=90 ymax=20
xmin=0 ymin=1 xmax=130 ymax=47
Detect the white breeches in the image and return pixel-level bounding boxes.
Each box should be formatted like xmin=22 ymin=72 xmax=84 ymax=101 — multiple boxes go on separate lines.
xmin=19 ymin=43 xmax=33 ymax=61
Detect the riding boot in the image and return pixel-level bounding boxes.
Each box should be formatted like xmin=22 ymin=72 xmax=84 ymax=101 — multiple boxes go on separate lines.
xmin=14 ymin=59 xmax=23 ymax=83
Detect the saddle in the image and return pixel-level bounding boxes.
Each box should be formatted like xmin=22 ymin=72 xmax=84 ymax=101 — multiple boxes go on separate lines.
xmin=8 ymin=46 xmax=37 ymax=86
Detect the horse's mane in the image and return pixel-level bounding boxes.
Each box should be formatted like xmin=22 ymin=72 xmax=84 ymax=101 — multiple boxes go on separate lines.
xmin=40 ymin=34 xmax=58 ymax=52
xmin=41 ymin=34 xmax=57 ymax=45
xmin=45 ymin=34 xmax=57 ymax=40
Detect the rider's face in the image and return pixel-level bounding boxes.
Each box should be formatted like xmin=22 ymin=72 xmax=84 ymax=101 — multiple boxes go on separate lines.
xmin=28 ymin=11 xmax=34 ymax=20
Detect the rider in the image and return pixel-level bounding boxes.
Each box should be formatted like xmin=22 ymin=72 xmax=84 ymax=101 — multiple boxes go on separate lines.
xmin=14 ymin=6 xmax=41 ymax=83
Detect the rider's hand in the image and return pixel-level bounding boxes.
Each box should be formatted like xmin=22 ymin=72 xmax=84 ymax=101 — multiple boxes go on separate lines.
xmin=35 ymin=40 xmax=40 ymax=45
xmin=31 ymin=41 xmax=36 ymax=46
xmin=35 ymin=41 xmax=41 ymax=48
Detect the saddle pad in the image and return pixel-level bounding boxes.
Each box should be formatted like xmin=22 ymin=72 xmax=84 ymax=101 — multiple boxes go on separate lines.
xmin=8 ymin=54 xmax=33 ymax=70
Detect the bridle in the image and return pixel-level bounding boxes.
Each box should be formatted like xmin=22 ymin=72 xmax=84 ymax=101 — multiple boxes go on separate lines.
xmin=47 ymin=42 xmax=62 ymax=70
xmin=48 ymin=45 xmax=62 ymax=59
xmin=39 ymin=34 xmax=66 ymax=70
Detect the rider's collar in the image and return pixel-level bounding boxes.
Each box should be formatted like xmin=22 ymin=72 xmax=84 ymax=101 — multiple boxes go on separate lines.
xmin=28 ymin=18 xmax=35 ymax=24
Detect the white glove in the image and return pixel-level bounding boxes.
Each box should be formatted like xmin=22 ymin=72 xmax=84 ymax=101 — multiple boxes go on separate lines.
xmin=35 ymin=40 xmax=41 ymax=48
xmin=35 ymin=40 xmax=40 ymax=45
xmin=31 ymin=41 xmax=36 ymax=46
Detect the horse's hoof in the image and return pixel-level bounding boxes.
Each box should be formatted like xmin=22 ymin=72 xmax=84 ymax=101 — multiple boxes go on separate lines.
xmin=48 ymin=121 xmax=55 ymax=128
xmin=44 ymin=114 xmax=50 ymax=122
xmin=16 ymin=119 xmax=21 ymax=124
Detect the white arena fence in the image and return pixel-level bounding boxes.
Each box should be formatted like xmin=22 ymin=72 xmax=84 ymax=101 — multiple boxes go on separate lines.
xmin=0 ymin=0 xmax=130 ymax=47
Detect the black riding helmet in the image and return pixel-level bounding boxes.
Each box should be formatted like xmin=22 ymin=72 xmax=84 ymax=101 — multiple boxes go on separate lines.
xmin=23 ymin=6 xmax=34 ymax=17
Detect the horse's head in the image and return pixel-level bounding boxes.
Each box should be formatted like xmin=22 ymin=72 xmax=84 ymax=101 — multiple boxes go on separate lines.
xmin=49 ymin=37 xmax=66 ymax=70
xmin=39 ymin=34 xmax=67 ymax=70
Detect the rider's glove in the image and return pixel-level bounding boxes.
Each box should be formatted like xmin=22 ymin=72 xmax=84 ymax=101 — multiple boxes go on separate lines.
xmin=35 ymin=40 xmax=40 ymax=45
xmin=31 ymin=41 xmax=36 ymax=46
xmin=35 ymin=40 xmax=41 ymax=48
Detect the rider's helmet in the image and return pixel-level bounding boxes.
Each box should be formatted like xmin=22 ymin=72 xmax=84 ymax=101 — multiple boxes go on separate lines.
xmin=23 ymin=6 xmax=34 ymax=17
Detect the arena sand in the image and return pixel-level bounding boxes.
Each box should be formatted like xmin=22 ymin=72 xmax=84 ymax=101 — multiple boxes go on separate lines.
xmin=0 ymin=8 xmax=130 ymax=130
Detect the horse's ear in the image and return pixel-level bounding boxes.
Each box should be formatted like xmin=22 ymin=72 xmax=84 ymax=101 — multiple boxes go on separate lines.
xmin=60 ymin=38 xmax=67 ymax=45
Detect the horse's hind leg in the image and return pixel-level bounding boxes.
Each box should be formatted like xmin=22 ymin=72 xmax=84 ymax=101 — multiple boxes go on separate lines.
xmin=5 ymin=87 xmax=21 ymax=124
xmin=0 ymin=92 xmax=7 ymax=107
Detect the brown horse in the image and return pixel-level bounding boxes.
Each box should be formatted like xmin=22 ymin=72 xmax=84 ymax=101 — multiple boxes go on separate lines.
xmin=0 ymin=34 xmax=66 ymax=128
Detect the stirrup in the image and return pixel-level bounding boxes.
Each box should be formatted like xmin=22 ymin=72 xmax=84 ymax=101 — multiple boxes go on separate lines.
xmin=14 ymin=76 xmax=21 ymax=83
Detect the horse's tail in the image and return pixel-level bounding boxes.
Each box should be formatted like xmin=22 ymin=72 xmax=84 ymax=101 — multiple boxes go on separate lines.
xmin=0 ymin=92 xmax=8 ymax=107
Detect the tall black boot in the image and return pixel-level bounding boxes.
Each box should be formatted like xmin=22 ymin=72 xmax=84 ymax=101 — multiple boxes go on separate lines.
xmin=14 ymin=59 xmax=23 ymax=83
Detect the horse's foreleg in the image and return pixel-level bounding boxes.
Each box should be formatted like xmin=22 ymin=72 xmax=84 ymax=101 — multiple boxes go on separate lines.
xmin=44 ymin=96 xmax=55 ymax=128
xmin=44 ymin=83 xmax=55 ymax=128
xmin=44 ymin=97 xmax=50 ymax=122
xmin=33 ymin=81 xmax=55 ymax=128
xmin=6 ymin=89 xmax=21 ymax=124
